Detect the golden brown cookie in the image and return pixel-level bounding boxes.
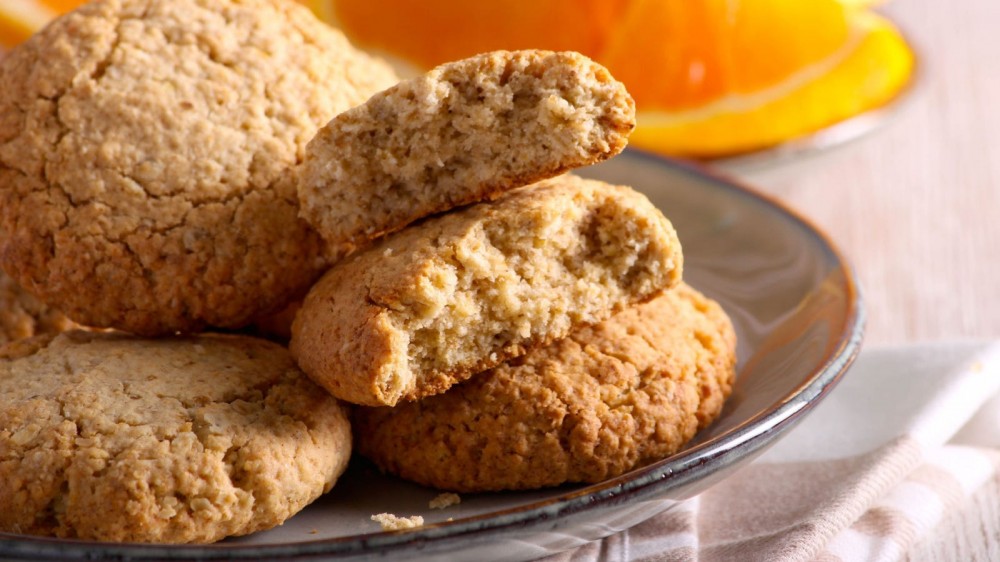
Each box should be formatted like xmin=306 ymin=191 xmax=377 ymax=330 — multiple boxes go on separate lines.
xmin=0 ymin=268 xmax=77 ymax=345
xmin=290 ymin=174 xmax=682 ymax=407
xmin=297 ymin=50 xmax=635 ymax=254
xmin=247 ymin=298 xmax=302 ymax=343
xmin=0 ymin=331 xmax=351 ymax=543
xmin=353 ymin=283 xmax=736 ymax=492
xmin=0 ymin=0 xmax=397 ymax=335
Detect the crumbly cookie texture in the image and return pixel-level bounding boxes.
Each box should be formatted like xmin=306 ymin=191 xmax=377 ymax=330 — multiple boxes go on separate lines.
xmin=290 ymin=174 xmax=682 ymax=407
xmin=428 ymin=493 xmax=460 ymax=510
xmin=353 ymin=284 xmax=736 ymax=492
xmin=0 ymin=0 xmax=397 ymax=336
xmin=297 ymin=49 xmax=636 ymax=254
xmin=0 ymin=268 xmax=77 ymax=345
xmin=371 ymin=513 xmax=424 ymax=531
xmin=0 ymin=331 xmax=352 ymax=543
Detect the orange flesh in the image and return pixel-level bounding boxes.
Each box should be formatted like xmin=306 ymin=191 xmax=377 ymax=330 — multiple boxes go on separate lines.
xmin=0 ymin=15 xmax=34 ymax=48
xmin=38 ymin=0 xmax=85 ymax=12
xmin=330 ymin=0 xmax=631 ymax=67
xmin=629 ymin=12 xmax=914 ymax=156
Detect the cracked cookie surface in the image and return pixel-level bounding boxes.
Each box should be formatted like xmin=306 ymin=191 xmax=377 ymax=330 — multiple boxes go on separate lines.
xmin=0 ymin=330 xmax=351 ymax=543
xmin=353 ymin=283 xmax=736 ymax=492
xmin=0 ymin=0 xmax=398 ymax=335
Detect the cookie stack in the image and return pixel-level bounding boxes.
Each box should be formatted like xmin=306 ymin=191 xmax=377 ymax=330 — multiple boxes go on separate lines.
xmin=0 ymin=0 xmax=735 ymax=544
xmin=288 ymin=48 xmax=736 ymax=492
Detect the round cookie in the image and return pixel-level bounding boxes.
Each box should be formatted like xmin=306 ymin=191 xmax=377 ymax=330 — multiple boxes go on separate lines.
xmin=0 ymin=331 xmax=351 ymax=543
xmin=353 ymin=283 xmax=736 ymax=492
xmin=0 ymin=268 xmax=77 ymax=345
xmin=0 ymin=0 xmax=398 ymax=335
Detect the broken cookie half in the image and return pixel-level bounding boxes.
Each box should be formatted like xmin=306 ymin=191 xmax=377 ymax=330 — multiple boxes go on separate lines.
xmin=297 ymin=49 xmax=636 ymax=256
xmin=289 ymin=174 xmax=682 ymax=407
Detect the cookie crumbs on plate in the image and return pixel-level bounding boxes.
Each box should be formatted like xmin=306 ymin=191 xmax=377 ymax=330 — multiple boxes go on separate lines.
xmin=429 ymin=492 xmax=461 ymax=509
xmin=371 ymin=513 xmax=425 ymax=531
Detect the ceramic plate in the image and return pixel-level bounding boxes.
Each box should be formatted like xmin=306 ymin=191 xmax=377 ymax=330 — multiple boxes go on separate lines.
xmin=0 ymin=150 xmax=865 ymax=561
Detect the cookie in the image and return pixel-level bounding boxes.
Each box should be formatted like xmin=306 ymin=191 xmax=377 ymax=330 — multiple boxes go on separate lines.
xmin=298 ymin=50 xmax=636 ymax=254
xmin=353 ymin=283 xmax=736 ymax=492
xmin=0 ymin=331 xmax=351 ymax=543
xmin=0 ymin=268 xmax=77 ymax=345
xmin=248 ymin=299 xmax=302 ymax=343
xmin=290 ymin=174 xmax=682 ymax=407
xmin=0 ymin=0 xmax=398 ymax=335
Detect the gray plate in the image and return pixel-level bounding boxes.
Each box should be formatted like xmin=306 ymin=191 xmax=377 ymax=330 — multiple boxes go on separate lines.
xmin=0 ymin=150 xmax=865 ymax=561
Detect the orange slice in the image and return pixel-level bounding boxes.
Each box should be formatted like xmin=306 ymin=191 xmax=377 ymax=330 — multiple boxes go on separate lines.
xmin=314 ymin=0 xmax=915 ymax=158
xmin=600 ymin=0 xmax=914 ymax=156
xmin=0 ymin=0 xmax=85 ymax=49
xmin=0 ymin=0 xmax=914 ymax=159
xmin=629 ymin=9 xmax=914 ymax=156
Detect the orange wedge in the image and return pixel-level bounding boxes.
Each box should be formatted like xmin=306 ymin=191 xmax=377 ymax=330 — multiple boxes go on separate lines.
xmin=0 ymin=0 xmax=85 ymax=49
xmin=602 ymin=1 xmax=915 ymax=156
xmin=313 ymin=0 xmax=915 ymax=158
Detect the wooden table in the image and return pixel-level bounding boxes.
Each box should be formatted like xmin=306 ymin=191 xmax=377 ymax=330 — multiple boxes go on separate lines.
xmin=711 ymin=0 xmax=1000 ymax=557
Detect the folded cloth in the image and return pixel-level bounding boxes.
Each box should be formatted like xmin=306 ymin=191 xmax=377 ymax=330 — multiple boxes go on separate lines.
xmin=544 ymin=341 xmax=1000 ymax=562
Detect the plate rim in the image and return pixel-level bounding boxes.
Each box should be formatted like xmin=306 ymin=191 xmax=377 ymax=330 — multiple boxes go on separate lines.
xmin=0 ymin=150 xmax=866 ymax=560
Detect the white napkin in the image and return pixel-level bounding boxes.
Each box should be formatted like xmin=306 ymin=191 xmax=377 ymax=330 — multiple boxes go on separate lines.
xmin=544 ymin=341 xmax=1000 ymax=562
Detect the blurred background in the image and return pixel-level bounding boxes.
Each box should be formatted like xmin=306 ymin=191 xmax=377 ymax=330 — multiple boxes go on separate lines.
xmin=1 ymin=0 xmax=996 ymax=349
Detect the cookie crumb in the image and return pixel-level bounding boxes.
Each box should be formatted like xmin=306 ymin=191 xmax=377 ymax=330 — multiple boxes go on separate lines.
xmin=309 ymin=529 xmax=318 ymax=535
xmin=429 ymin=492 xmax=461 ymax=509
xmin=371 ymin=513 xmax=424 ymax=531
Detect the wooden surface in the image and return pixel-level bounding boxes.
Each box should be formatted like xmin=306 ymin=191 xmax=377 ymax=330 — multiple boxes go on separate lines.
xmin=712 ymin=0 xmax=1000 ymax=557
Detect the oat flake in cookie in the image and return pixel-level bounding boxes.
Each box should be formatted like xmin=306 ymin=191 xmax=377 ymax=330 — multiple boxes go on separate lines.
xmin=0 ymin=0 xmax=397 ymax=335
xmin=353 ymin=284 xmax=736 ymax=492
xmin=0 ymin=331 xmax=351 ymax=543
